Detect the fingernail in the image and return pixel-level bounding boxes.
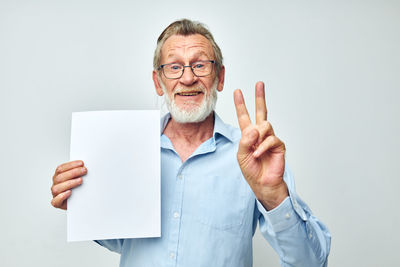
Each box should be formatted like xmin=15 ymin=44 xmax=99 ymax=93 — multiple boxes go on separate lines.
xmin=253 ymin=150 xmax=259 ymax=157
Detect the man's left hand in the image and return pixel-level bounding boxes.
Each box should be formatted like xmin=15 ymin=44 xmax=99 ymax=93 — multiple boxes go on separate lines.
xmin=234 ymin=81 xmax=288 ymax=210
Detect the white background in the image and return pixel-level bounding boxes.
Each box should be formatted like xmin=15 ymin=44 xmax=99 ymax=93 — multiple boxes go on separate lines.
xmin=1 ymin=0 xmax=399 ymax=266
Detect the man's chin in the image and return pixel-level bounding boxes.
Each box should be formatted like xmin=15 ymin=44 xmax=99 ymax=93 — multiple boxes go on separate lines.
xmin=169 ymin=107 xmax=212 ymax=124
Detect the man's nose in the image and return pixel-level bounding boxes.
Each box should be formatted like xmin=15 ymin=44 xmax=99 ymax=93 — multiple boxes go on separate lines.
xmin=179 ymin=66 xmax=197 ymax=85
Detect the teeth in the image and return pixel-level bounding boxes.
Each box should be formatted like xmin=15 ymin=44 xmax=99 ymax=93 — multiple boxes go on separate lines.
xmin=178 ymin=92 xmax=201 ymax=96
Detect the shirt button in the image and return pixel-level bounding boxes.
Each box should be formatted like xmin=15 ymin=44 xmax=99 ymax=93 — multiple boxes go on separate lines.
xmin=309 ymin=233 xmax=313 ymax=239
xmin=169 ymin=252 xmax=175 ymax=259
xmin=285 ymin=213 xmax=291 ymax=219
xmin=173 ymin=212 xmax=180 ymax=218
xmin=178 ymin=174 xmax=183 ymax=179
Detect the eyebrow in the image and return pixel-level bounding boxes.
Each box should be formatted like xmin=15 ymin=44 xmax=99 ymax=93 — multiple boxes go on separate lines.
xmin=165 ymin=51 xmax=212 ymax=62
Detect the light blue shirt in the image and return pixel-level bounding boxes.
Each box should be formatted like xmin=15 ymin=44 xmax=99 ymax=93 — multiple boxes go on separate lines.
xmin=96 ymin=113 xmax=331 ymax=266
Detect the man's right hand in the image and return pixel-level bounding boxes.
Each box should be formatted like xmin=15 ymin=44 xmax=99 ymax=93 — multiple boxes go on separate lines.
xmin=51 ymin=160 xmax=87 ymax=210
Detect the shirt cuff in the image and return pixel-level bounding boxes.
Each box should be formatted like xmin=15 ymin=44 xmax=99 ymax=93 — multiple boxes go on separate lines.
xmin=256 ymin=196 xmax=302 ymax=233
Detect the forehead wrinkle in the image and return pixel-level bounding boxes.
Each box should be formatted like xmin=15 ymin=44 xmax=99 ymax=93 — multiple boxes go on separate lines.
xmin=162 ymin=36 xmax=214 ymax=62
xmin=166 ymin=50 xmax=210 ymax=61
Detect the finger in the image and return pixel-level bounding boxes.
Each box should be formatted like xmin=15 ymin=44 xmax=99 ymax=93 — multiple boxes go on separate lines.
xmin=51 ymin=190 xmax=72 ymax=210
xmin=53 ymin=166 xmax=87 ymax=184
xmin=54 ymin=160 xmax=84 ymax=177
xmin=256 ymin=121 xmax=275 ymax=145
xmin=234 ymin=89 xmax=252 ymax=131
xmin=255 ymin=81 xmax=268 ymax=124
xmin=238 ymin=126 xmax=259 ymax=156
xmin=253 ymin=136 xmax=285 ymax=158
xmin=51 ymin=177 xmax=83 ymax=197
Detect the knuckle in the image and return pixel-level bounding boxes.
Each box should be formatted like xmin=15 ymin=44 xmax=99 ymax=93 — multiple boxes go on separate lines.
xmin=281 ymin=141 xmax=286 ymax=150
xmin=257 ymin=122 xmax=273 ymax=138
xmin=51 ymin=185 xmax=58 ymax=196
xmin=261 ymin=120 xmax=269 ymax=128
xmin=239 ymin=114 xmax=248 ymax=123
xmin=270 ymin=135 xmax=278 ymax=143
xmin=246 ymin=130 xmax=258 ymax=141
xmin=242 ymin=127 xmax=251 ymax=136
xmin=55 ymin=165 xmax=63 ymax=174
xmin=262 ymin=121 xmax=273 ymax=132
xmin=69 ymin=178 xmax=79 ymax=187
xmin=53 ymin=174 xmax=62 ymax=184
xmin=51 ymin=198 xmax=57 ymax=207
xmin=243 ymin=125 xmax=256 ymax=135
xmin=71 ymin=168 xmax=79 ymax=177
xmin=73 ymin=167 xmax=84 ymax=176
xmin=276 ymin=136 xmax=283 ymax=143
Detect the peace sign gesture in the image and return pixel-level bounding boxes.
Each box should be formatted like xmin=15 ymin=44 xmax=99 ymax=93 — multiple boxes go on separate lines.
xmin=234 ymin=82 xmax=288 ymax=210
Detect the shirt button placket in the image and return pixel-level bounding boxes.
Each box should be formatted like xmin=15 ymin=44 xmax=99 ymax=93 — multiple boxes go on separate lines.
xmin=168 ymin=171 xmax=185 ymax=266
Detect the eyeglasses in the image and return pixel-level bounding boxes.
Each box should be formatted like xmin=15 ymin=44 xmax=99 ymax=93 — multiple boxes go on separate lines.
xmin=158 ymin=60 xmax=215 ymax=79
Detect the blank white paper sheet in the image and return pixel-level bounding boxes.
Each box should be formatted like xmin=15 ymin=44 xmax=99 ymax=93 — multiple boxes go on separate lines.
xmin=68 ymin=110 xmax=160 ymax=242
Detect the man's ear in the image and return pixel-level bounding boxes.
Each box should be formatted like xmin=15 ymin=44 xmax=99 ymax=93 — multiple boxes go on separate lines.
xmin=217 ymin=66 xmax=225 ymax=92
xmin=152 ymin=70 xmax=164 ymax=96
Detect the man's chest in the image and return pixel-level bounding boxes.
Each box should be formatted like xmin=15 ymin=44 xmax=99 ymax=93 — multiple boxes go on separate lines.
xmin=160 ymin=140 xmax=255 ymax=234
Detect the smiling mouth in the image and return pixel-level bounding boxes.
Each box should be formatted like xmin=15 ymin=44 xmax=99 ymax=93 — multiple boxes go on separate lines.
xmin=176 ymin=91 xmax=203 ymax=96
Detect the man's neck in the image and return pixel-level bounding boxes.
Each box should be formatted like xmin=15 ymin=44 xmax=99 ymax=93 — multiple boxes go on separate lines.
xmin=163 ymin=112 xmax=215 ymax=162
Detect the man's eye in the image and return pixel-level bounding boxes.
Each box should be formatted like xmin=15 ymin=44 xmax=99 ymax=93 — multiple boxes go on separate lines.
xmin=169 ymin=64 xmax=182 ymax=70
xmin=193 ymin=63 xmax=205 ymax=69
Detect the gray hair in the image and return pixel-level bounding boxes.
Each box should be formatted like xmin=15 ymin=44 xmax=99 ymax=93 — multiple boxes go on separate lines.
xmin=153 ymin=19 xmax=223 ymax=76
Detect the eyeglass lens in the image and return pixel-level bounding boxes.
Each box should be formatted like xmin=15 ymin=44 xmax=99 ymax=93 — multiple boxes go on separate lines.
xmin=163 ymin=61 xmax=213 ymax=79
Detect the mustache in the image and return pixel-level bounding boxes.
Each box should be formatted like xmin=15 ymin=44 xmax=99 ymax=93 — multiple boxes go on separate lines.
xmin=173 ymin=86 xmax=206 ymax=94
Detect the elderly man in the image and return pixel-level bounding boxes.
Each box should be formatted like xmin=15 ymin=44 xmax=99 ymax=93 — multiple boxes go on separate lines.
xmin=51 ymin=19 xmax=331 ymax=266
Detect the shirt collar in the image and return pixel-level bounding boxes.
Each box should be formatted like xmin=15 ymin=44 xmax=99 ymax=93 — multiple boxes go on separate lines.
xmin=160 ymin=112 xmax=234 ymax=143
xmin=213 ymin=112 xmax=234 ymax=142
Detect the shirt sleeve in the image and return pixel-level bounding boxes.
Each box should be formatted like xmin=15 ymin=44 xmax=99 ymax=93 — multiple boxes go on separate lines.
xmin=255 ymin=168 xmax=331 ymax=267
xmin=94 ymin=239 xmax=124 ymax=254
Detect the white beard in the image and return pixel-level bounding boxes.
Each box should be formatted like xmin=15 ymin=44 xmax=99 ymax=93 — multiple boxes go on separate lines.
xmin=161 ymin=79 xmax=218 ymax=123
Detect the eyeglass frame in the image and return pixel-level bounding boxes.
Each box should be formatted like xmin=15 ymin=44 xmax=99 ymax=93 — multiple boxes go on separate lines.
xmin=157 ymin=60 xmax=216 ymax=79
